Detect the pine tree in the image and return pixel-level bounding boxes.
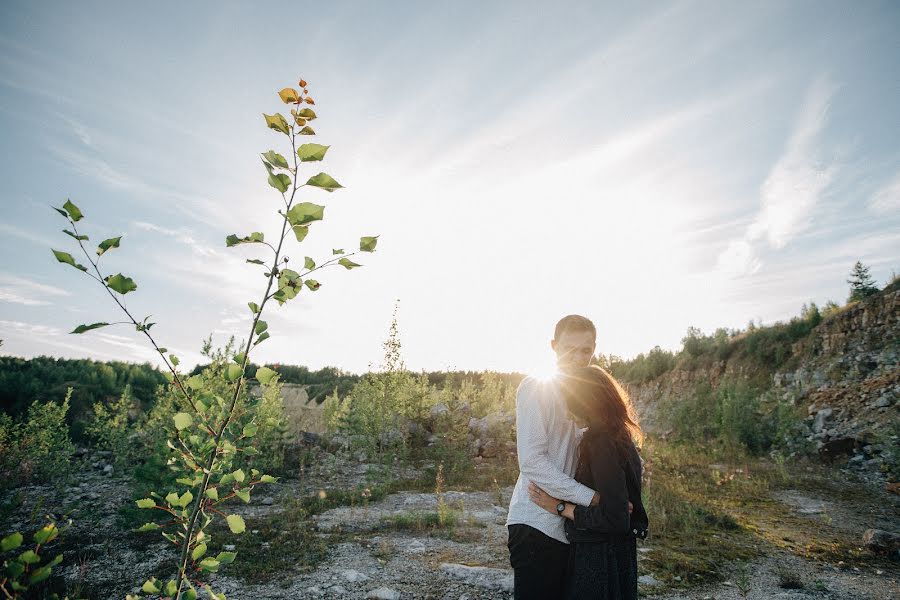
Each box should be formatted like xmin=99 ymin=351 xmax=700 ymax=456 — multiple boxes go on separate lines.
xmin=847 ymin=261 xmax=880 ymax=302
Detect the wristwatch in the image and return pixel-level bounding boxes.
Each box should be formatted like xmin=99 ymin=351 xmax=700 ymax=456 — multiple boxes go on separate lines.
xmin=556 ymin=501 xmax=566 ymax=515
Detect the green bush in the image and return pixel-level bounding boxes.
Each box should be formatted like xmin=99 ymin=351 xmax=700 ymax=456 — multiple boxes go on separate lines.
xmin=85 ymin=384 xmax=136 ymax=468
xmin=0 ymin=390 xmax=76 ymax=488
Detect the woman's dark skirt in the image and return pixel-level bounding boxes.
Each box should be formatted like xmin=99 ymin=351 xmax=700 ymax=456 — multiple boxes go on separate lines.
xmin=565 ymin=534 xmax=638 ymax=600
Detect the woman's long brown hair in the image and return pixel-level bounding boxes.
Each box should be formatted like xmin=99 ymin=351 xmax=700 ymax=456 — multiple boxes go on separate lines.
xmin=561 ymin=365 xmax=643 ymax=451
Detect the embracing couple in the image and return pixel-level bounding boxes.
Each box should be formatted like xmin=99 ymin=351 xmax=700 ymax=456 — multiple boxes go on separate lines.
xmin=506 ymin=315 xmax=648 ymax=599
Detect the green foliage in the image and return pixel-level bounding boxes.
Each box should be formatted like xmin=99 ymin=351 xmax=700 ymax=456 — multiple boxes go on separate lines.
xmin=605 ymin=345 xmax=678 ymax=383
xmin=657 ymin=380 xmax=806 ymax=454
xmin=846 ymin=260 xmax=880 ymax=302
xmin=84 ymin=384 xmax=136 ymax=468
xmin=50 ymin=77 xmax=375 ymax=598
xmin=0 ymin=516 xmax=70 ymax=599
xmin=0 ymin=356 xmax=166 ymax=440
xmin=0 ymin=390 xmax=76 ymax=489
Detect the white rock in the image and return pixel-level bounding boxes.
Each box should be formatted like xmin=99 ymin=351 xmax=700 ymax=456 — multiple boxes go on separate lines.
xmin=439 ymin=563 xmax=513 ymax=592
xmin=638 ymin=574 xmax=662 ymax=586
xmin=366 ymin=588 xmax=401 ymax=600
xmin=341 ymin=569 xmax=370 ymax=583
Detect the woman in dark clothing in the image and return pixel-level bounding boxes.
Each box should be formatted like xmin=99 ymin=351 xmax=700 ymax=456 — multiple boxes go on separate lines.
xmin=528 ymin=365 xmax=648 ymax=600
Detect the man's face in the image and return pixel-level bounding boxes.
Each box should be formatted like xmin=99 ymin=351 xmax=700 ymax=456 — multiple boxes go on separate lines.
xmin=551 ymin=330 xmax=596 ymax=373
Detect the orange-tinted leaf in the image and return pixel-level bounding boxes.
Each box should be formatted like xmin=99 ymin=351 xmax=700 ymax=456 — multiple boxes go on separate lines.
xmin=298 ymin=79 xmax=307 ymax=88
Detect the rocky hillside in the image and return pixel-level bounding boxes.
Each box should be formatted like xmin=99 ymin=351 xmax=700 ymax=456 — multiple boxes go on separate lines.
xmin=628 ymin=286 xmax=898 ymax=465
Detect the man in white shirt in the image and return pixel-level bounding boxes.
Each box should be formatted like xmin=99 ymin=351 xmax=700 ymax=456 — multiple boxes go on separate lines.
xmin=506 ymin=315 xmax=600 ymax=599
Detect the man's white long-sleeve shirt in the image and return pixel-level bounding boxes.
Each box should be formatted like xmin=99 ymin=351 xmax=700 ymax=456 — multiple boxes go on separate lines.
xmin=506 ymin=375 xmax=596 ymax=544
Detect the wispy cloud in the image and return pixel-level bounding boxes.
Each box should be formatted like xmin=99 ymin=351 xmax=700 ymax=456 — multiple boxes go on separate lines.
xmin=869 ymin=173 xmax=900 ymax=214
xmin=132 ymin=221 xmax=219 ymax=258
xmin=0 ymin=273 xmax=70 ymax=306
xmin=717 ymin=76 xmax=837 ymax=277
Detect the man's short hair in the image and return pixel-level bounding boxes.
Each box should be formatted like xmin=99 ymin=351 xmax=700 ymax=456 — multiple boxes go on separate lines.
xmin=554 ymin=314 xmax=596 ymax=342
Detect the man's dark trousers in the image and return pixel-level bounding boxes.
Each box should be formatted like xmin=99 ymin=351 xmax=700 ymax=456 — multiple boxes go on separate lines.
xmin=507 ymin=524 xmax=570 ymax=599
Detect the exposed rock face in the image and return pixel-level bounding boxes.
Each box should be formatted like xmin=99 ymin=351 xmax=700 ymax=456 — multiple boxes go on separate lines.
xmin=626 ymin=289 xmax=899 ymax=457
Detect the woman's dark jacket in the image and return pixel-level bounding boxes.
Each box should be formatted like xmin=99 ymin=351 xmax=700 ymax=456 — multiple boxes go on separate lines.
xmin=564 ymin=429 xmax=648 ymax=543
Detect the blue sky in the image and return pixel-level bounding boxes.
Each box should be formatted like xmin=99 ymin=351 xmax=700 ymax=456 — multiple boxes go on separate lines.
xmin=1 ymin=1 xmax=898 ymax=375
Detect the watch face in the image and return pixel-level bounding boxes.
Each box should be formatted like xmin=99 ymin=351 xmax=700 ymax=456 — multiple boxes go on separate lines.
xmin=556 ymin=502 xmax=566 ymax=514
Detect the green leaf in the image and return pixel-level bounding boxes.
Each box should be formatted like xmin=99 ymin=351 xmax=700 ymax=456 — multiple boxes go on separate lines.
xmin=187 ymin=375 xmax=204 ymax=390
xmin=254 ymin=320 xmax=268 ymax=335
xmin=142 ymin=578 xmax=161 ymax=594
xmin=105 ymin=273 xmax=138 ymax=294
xmin=292 ymin=225 xmax=309 ymax=243
xmin=298 ymin=108 xmax=317 ymax=120
xmin=235 ymin=489 xmax=250 ymax=503
xmin=33 ymin=524 xmax=58 ymax=544
xmin=360 ymin=236 xmax=379 ymax=252
xmin=70 ymin=322 xmax=109 ymax=334
xmin=52 ymin=249 xmax=88 ymax=272
xmin=192 ymin=543 xmax=207 ymax=561
xmin=205 ymin=487 xmax=219 ymax=501
xmin=298 ymin=125 xmax=316 ymax=135
xmin=255 ymin=366 xmax=277 ymax=385
xmin=297 ymin=143 xmax=330 ymax=162
xmin=29 ymin=565 xmax=52 ymax=585
xmin=268 ymin=172 xmax=291 ymax=193
xmin=136 ymin=498 xmax=155 ymax=509
xmin=226 ymin=232 xmax=265 ymax=247
xmin=164 ymin=580 xmax=178 ymax=596
xmin=6 ymin=560 xmax=24 ymax=578
xmin=287 ymin=202 xmax=325 ymax=227
xmin=233 ymin=352 xmax=246 ymax=365
xmin=304 ymin=256 xmax=315 ymax=269
xmin=1 ymin=532 xmax=23 ymax=551
xmin=63 ymin=199 xmax=83 ymax=221
xmin=339 ymin=258 xmax=362 ymax=269
xmin=260 ymin=475 xmax=278 ymax=484
xmin=247 ymin=258 xmax=266 ymax=265
xmin=232 ymin=468 xmax=246 ymax=483
xmin=19 ymin=550 xmax=40 ymax=564
xmin=170 ymin=354 xmax=179 ymax=367
xmin=263 ymin=113 xmax=290 ymax=135
xmin=242 ymin=446 xmax=259 ymax=455
xmin=184 ymin=588 xmax=198 ymax=600
xmin=216 ymin=551 xmax=237 ymax=564
xmin=173 ymin=412 xmax=193 ymax=430
xmin=200 ymin=557 xmax=219 ymax=572
xmin=96 ymin=236 xmax=122 ymax=256
xmin=62 ymin=229 xmax=88 ymax=241
xmin=304 ymin=279 xmax=321 ymax=291
xmin=158 ymin=347 xmax=168 ymax=353
xmin=225 ymin=364 xmax=243 ymax=382
xmin=305 ymin=172 xmax=343 ymax=192
xmin=254 ymin=331 xmax=270 ymax=346
xmin=178 ymin=491 xmax=194 ymax=508
xmin=332 ymin=248 xmax=345 ymax=255
xmin=248 ymin=301 xmax=260 ymax=314
xmin=262 ymin=150 xmax=289 ymax=169
xmin=242 ymin=423 xmax=258 ymax=437
xmin=226 ymin=514 xmax=245 ymax=534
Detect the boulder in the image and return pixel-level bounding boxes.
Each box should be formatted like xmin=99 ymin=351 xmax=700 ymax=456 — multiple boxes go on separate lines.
xmin=812 ymin=407 xmax=833 ymax=433
xmin=439 ymin=563 xmax=513 ymax=592
xmin=818 ymin=437 xmax=858 ymax=464
xmin=862 ymin=529 xmax=900 ymax=554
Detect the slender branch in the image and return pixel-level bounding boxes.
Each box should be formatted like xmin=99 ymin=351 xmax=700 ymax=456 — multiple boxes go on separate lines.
xmin=175 ymin=98 xmax=305 ymax=598
xmin=67 ymin=220 xmax=214 ymax=429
